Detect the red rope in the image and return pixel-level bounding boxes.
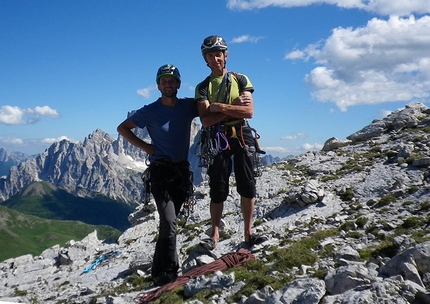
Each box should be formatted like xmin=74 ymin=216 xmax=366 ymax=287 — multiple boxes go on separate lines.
xmin=135 ymin=248 xmax=255 ymax=303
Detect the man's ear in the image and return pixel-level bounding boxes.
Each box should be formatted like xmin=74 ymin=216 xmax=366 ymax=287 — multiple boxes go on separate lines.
xmin=177 ymin=82 xmax=181 ymax=89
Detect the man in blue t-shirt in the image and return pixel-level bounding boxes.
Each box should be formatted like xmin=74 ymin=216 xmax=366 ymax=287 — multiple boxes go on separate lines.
xmin=117 ymin=64 xmax=198 ymax=286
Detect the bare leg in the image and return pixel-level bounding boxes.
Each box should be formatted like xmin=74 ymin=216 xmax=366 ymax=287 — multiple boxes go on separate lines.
xmin=241 ymin=196 xmax=255 ymax=243
xmin=210 ymin=201 xmax=223 ymax=243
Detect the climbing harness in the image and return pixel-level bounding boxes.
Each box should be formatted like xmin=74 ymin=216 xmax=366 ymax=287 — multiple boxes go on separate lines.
xmin=140 ymin=160 xmax=196 ymax=226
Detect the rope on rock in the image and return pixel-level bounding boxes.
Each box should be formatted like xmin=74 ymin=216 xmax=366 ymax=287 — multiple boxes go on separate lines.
xmin=135 ymin=248 xmax=255 ymax=303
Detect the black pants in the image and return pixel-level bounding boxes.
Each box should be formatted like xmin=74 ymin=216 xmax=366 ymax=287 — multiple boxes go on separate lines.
xmin=149 ymin=160 xmax=191 ymax=278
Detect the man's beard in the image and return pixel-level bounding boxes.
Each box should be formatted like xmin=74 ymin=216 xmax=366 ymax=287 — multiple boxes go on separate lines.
xmin=162 ymin=89 xmax=178 ymax=98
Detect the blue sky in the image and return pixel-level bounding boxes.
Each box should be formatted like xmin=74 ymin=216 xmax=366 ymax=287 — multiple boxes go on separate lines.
xmin=1 ymin=1 xmax=430 ymax=158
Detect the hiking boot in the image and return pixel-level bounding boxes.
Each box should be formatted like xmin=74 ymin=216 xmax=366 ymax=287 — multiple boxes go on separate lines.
xmin=153 ymin=271 xmax=178 ymax=287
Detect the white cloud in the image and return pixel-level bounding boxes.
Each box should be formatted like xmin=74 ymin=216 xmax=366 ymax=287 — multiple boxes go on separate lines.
xmin=226 ymin=0 xmax=430 ymax=16
xmin=0 ymin=105 xmax=59 ymax=125
xmin=42 ymin=136 xmax=73 ymax=144
xmin=302 ymin=143 xmax=324 ymax=150
xmin=285 ymin=49 xmax=307 ymax=60
xmin=365 ymin=0 xmax=430 ymax=16
xmin=0 ymin=135 xmax=77 ymax=154
xmin=379 ymin=109 xmax=393 ymax=118
xmin=231 ymin=35 xmax=264 ymax=43
xmin=0 ymin=137 xmax=24 ymax=145
xmin=281 ymin=132 xmax=307 ymax=140
xmin=263 ymin=142 xmax=324 ymax=155
xmin=33 ymin=106 xmax=59 ymax=117
xmin=137 ymin=86 xmax=157 ymax=98
xmin=263 ymin=146 xmax=291 ymax=153
xmin=289 ymin=15 xmax=430 ymax=111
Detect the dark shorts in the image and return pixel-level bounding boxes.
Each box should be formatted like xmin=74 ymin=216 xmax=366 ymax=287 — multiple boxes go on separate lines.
xmin=207 ymin=125 xmax=256 ymax=203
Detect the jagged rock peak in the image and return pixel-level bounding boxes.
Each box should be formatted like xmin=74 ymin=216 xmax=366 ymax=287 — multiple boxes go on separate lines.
xmin=84 ymin=129 xmax=114 ymax=143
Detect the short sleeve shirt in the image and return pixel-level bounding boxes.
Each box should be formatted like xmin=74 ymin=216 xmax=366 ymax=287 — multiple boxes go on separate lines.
xmin=195 ymin=72 xmax=254 ymax=104
xmin=130 ymin=98 xmax=198 ymax=162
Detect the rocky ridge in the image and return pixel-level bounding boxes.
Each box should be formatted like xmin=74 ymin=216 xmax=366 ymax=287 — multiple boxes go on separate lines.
xmin=1 ymin=103 xmax=430 ymax=303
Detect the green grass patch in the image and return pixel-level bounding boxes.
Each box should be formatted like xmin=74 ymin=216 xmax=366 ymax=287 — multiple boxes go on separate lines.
xmin=2 ymin=181 xmax=136 ymax=231
xmin=0 ymin=205 xmax=121 ymax=262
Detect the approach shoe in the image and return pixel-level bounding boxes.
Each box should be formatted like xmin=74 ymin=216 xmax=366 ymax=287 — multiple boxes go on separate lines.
xmin=246 ymin=234 xmax=268 ymax=247
xmin=199 ymin=237 xmax=217 ymax=251
xmin=153 ymin=271 xmax=178 ymax=287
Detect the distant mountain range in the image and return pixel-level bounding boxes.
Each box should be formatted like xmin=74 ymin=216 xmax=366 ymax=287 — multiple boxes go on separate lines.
xmin=0 ymin=147 xmax=31 ymax=177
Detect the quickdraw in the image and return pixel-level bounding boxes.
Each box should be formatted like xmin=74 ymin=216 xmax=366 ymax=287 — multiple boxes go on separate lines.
xmin=196 ymin=125 xmax=229 ymax=168
xmin=179 ymin=170 xmax=197 ymax=228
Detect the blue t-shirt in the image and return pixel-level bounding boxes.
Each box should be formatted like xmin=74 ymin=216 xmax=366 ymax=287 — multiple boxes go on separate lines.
xmin=130 ymin=97 xmax=198 ymax=163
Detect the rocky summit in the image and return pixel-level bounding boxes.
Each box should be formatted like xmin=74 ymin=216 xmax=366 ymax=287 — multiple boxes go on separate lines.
xmin=2 ymin=103 xmax=430 ymax=303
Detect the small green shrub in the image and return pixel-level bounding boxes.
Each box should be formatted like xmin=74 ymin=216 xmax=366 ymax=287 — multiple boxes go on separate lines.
xmin=339 ymin=188 xmax=354 ymax=201
xmin=402 ymin=216 xmax=424 ymax=229
xmin=340 ymin=221 xmax=356 ymax=232
xmin=14 ymin=289 xmax=28 ymax=297
xmin=321 ymin=175 xmax=338 ymax=182
xmin=355 ymin=217 xmax=368 ymax=228
xmin=419 ymin=201 xmax=430 ymax=211
xmin=385 ymin=151 xmax=398 ymax=158
xmin=313 ymin=269 xmax=328 ymax=280
xmin=375 ymin=194 xmax=396 ymax=208
xmin=358 ymin=240 xmax=398 ymax=260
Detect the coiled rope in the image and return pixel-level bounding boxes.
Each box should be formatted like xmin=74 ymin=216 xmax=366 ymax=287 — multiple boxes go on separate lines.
xmin=135 ymin=248 xmax=255 ymax=303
